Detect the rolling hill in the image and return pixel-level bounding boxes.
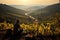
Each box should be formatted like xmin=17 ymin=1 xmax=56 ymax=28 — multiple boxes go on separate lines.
xmin=0 ymin=4 xmax=31 ymax=23
xmin=29 ymin=3 xmax=60 ymax=21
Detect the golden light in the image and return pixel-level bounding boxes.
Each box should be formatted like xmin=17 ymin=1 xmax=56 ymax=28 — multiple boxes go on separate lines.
xmin=21 ymin=0 xmax=29 ymax=2
xmin=18 ymin=0 xmax=29 ymax=5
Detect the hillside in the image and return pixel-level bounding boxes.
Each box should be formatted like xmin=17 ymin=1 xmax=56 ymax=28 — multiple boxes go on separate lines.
xmin=29 ymin=3 xmax=60 ymax=20
xmin=0 ymin=4 xmax=31 ymax=23
xmin=0 ymin=4 xmax=27 ymax=15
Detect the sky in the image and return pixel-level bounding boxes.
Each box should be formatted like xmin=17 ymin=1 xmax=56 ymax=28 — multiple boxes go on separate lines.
xmin=0 ymin=0 xmax=59 ymax=5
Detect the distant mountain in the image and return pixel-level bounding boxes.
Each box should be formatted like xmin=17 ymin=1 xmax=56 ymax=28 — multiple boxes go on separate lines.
xmin=26 ymin=5 xmax=45 ymax=13
xmin=11 ymin=5 xmax=45 ymax=13
xmin=11 ymin=5 xmax=29 ymax=10
xmin=30 ymin=3 xmax=60 ymax=18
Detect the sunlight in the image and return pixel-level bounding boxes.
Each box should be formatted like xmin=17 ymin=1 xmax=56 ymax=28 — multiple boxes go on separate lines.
xmin=18 ymin=0 xmax=29 ymax=5
xmin=22 ymin=0 xmax=29 ymax=2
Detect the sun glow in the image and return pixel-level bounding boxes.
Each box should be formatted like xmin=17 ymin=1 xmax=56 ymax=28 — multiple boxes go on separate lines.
xmin=18 ymin=0 xmax=29 ymax=5
xmin=22 ymin=0 xmax=28 ymax=2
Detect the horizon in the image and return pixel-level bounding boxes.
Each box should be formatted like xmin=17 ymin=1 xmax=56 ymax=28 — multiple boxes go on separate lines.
xmin=0 ymin=3 xmax=59 ymax=6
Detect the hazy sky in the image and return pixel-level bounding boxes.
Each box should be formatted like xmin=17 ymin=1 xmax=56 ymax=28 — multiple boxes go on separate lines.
xmin=0 ymin=0 xmax=59 ymax=5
